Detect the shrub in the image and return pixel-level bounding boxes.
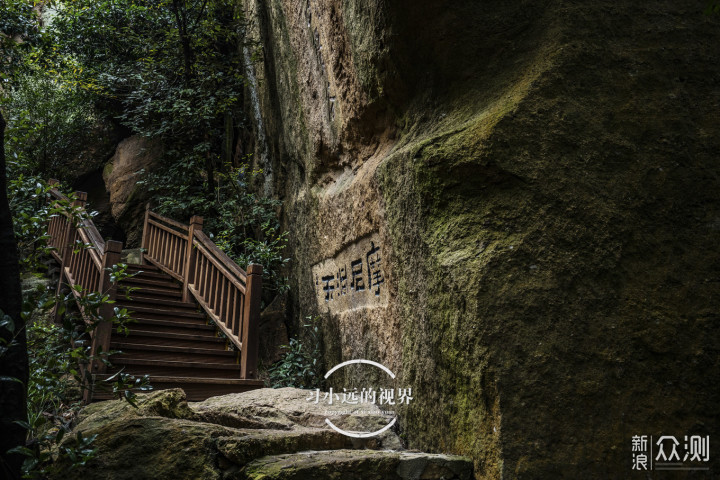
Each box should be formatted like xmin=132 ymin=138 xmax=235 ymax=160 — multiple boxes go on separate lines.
xmin=268 ymin=317 xmax=324 ymax=389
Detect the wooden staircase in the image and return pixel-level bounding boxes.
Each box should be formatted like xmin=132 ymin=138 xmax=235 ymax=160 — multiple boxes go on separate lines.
xmin=46 ymin=181 xmax=264 ymax=402
xmin=94 ymin=263 xmax=261 ymax=401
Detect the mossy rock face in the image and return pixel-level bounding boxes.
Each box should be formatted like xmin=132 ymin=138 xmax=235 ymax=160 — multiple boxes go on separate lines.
xmin=55 ymin=416 xmax=231 ymax=480
xmin=243 ymin=450 xmax=473 ymax=480
xmin=216 ymin=429 xmax=350 ymax=467
xmin=53 ymin=389 xmax=219 ymax=479
xmin=76 ymin=388 xmax=197 ymax=431
xmin=247 ymin=0 xmax=720 ymax=478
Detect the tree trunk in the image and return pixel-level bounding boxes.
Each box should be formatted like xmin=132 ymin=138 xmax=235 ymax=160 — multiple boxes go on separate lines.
xmin=0 ymin=111 xmax=28 ymax=480
xmin=171 ymin=0 xmax=194 ymax=84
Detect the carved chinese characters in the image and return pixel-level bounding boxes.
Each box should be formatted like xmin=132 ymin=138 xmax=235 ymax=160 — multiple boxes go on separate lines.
xmin=312 ymin=236 xmax=387 ymax=311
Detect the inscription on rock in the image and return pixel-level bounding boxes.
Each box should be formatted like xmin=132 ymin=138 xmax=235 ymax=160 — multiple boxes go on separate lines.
xmin=312 ymin=236 xmax=387 ymax=312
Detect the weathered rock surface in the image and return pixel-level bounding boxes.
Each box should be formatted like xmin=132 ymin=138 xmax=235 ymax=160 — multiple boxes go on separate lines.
xmin=55 ymin=388 xmax=464 ymax=479
xmin=193 ymin=387 xmax=402 ymax=449
xmin=241 ymin=0 xmax=720 ymax=478
xmin=103 ymin=135 xmax=161 ymax=247
xmin=243 ymin=450 xmax=473 ymax=480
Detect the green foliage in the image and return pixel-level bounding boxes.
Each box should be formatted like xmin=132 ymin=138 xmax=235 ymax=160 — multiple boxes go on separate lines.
xmin=43 ymin=0 xmax=290 ymax=293
xmin=6 ymin=175 xmax=95 ymax=274
xmin=268 ymin=317 xmax=324 ymax=389
xmin=49 ymin=0 xmax=248 ymax=135
xmin=4 ymin=68 xmax=100 ymax=178
xmin=8 ymin=430 xmax=98 ymax=479
xmin=2 ymin=1 xmax=289 ymax=294
xmin=151 ymin=158 xmax=290 ymax=294
xmin=0 ymin=0 xmax=41 ymax=83
xmin=706 ymin=0 xmax=720 ymax=15
xmin=10 ymin=308 xmax=94 ymax=479
xmin=0 ymin=175 xmax=152 ymax=477
xmin=1 ymin=2 xmax=106 ymax=181
xmin=47 ymin=0 xmax=246 ymax=146
xmin=7 ymin=271 xmax=152 ymax=478
xmin=0 ymin=269 xmax=151 ymax=478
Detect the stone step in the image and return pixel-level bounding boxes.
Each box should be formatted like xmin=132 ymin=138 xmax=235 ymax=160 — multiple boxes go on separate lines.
xmin=241 ymin=450 xmax=473 ymax=480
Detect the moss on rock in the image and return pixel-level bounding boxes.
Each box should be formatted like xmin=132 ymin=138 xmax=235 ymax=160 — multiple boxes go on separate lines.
xmin=247 ymin=0 xmax=720 ymax=478
xmin=243 ymin=450 xmax=473 ymax=480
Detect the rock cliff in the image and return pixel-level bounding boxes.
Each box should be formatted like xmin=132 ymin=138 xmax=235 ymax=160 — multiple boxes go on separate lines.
xmin=241 ymin=0 xmax=720 ymax=478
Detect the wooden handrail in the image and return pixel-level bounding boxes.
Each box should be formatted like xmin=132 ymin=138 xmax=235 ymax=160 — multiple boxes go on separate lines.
xmin=48 ymin=181 xmax=264 ymax=382
xmin=47 ymin=181 xmax=122 ymax=378
xmin=142 ymin=208 xmax=190 ymax=281
xmin=141 ymin=205 xmax=262 ymax=379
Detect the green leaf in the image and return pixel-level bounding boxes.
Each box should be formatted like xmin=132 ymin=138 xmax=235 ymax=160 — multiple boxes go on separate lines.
xmin=7 ymin=446 xmax=35 ymax=458
xmin=0 ymin=376 xmax=24 ymax=384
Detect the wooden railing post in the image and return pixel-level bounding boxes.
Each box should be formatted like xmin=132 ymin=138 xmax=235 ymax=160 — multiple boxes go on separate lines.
xmin=182 ymin=215 xmax=203 ymax=302
xmin=89 ymin=239 xmax=123 ymax=378
xmin=47 ymin=179 xmax=61 ymax=261
xmin=140 ymin=203 xmax=150 ymax=260
xmin=73 ymin=191 xmax=87 ymax=209
xmin=53 ymin=191 xmax=87 ymax=323
xmin=240 ymin=264 xmax=262 ymax=379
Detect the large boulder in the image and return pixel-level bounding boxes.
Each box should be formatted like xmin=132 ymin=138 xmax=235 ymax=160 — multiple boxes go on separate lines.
xmin=103 ymin=136 xmax=161 ymax=247
xmin=243 ymin=450 xmax=473 ymax=480
xmin=242 ymin=0 xmax=720 ymax=478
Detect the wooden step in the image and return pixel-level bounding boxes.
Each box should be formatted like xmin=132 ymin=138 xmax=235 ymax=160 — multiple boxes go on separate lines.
xmin=91 ymin=376 xmax=264 ymax=401
xmin=118 ymin=286 xmax=183 ymax=300
xmin=116 ymin=304 xmax=205 ymax=319
xmin=110 ymin=342 xmax=235 ymax=363
xmin=123 ymin=312 xmax=207 ymax=324
xmin=111 ymin=342 xmax=234 ymax=356
xmin=127 ymin=317 xmax=216 ymax=334
xmin=107 ymin=358 xmax=241 ymax=379
xmin=120 ymin=276 xmax=182 ymax=290
xmin=129 ymin=270 xmax=176 ymax=281
xmin=117 ymin=295 xmax=198 ymax=310
xmin=115 ymin=330 xmax=226 ymax=349
xmin=128 ymin=312 xmax=210 ymax=325
xmin=126 ymin=263 xmax=159 ymax=271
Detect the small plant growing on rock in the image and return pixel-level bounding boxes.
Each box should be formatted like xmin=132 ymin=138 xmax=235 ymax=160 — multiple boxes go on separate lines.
xmin=268 ymin=316 xmax=324 ymax=389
